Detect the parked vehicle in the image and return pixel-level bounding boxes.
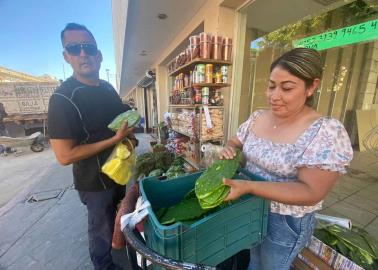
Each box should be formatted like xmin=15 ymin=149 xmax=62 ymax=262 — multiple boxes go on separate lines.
xmin=0 ymin=131 xmax=46 ymax=153
xmin=0 ymin=81 xmax=58 ymax=135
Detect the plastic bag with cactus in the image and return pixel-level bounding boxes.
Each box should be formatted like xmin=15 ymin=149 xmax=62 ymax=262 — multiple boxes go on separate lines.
xmin=101 ymin=139 xmax=136 ymax=185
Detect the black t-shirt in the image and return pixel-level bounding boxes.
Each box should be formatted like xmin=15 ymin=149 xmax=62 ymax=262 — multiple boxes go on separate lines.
xmin=48 ymin=77 xmax=131 ymax=191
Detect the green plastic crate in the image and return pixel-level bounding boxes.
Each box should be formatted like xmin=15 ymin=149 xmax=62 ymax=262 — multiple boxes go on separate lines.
xmin=140 ymin=169 xmax=268 ymax=268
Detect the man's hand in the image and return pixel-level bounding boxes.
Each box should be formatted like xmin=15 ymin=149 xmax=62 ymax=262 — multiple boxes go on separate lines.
xmin=51 ymin=120 xmax=136 ymax=166
xmin=114 ymin=122 xmax=135 ymax=142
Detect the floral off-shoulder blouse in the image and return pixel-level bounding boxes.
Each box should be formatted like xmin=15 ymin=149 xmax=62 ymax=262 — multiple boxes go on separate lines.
xmin=237 ymin=110 xmax=353 ymax=217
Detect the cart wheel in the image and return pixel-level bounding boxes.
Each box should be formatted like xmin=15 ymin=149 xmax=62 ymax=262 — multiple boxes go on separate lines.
xmin=31 ymin=143 xmax=44 ymax=152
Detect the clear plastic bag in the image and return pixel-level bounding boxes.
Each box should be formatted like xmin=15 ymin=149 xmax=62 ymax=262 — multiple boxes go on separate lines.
xmin=201 ymin=143 xmax=223 ymax=168
xmin=101 ymin=139 xmax=136 ymax=185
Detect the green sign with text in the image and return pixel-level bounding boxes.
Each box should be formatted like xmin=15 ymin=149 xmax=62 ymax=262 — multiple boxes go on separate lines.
xmin=293 ymin=19 xmax=378 ymax=50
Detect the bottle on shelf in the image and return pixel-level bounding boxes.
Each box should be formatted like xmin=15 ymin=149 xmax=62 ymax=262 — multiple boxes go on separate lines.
xmin=221 ymin=66 xmax=228 ymax=84
xmin=205 ymin=64 xmax=213 ymax=83
xmin=202 ymin=87 xmax=210 ymax=105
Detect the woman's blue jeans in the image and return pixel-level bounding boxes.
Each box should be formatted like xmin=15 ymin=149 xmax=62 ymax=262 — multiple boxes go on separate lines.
xmin=248 ymin=211 xmax=316 ymax=270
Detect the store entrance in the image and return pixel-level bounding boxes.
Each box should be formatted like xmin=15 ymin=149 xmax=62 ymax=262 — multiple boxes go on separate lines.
xmin=143 ymin=83 xmax=158 ymax=133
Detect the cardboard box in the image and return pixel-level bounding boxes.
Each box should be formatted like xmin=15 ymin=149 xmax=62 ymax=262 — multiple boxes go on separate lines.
xmin=297 ymin=236 xmax=363 ymax=270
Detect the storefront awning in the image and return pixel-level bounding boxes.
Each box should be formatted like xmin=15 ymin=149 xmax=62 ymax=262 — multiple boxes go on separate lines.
xmin=113 ymin=0 xmax=206 ymax=96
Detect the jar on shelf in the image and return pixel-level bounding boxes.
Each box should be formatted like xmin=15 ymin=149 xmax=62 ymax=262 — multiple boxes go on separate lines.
xmin=194 ymin=88 xmax=202 ymax=104
xmin=200 ymin=32 xmax=212 ymax=59
xmin=221 ymin=66 xmax=228 ymax=84
xmin=175 ymin=55 xmax=180 ymax=69
xmin=223 ymin=37 xmax=233 ymax=61
xmin=179 ymin=51 xmax=187 ymax=66
xmin=189 ymin=71 xmax=193 ymax=86
xmin=190 ymin=35 xmax=200 ymax=59
xmin=214 ymin=67 xmax=222 ymax=84
xmin=212 ymin=35 xmax=223 ymax=60
xmin=194 ymin=64 xmax=205 ymax=83
xmin=210 ymin=89 xmax=223 ymax=106
xmin=205 ymin=64 xmax=213 ymax=83
xmin=184 ymin=74 xmax=189 ymax=87
xmin=189 ymin=88 xmax=196 ymax=105
xmin=186 ymin=46 xmax=192 ymax=63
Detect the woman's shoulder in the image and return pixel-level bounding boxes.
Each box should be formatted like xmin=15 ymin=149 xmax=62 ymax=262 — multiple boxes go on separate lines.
xmin=309 ymin=116 xmax=352 ymax=150
xmin=319 ymin=116 xmax=348 ymax=134
xmin=250 ymin=109 xmax=268 ymax=121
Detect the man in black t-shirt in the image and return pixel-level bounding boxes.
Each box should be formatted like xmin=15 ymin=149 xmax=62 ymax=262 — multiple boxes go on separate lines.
xmin=48 ymin=23 xmax=137 ymax=270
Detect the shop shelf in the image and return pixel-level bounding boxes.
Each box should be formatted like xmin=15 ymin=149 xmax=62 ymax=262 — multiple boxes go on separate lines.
xmin=171 ymin=83 xmax=230 ymax=92
xmin=183 ymin=156 xmax=200 ymax=170
xmin=140 ymin=169 xmax=268 ymax=269
xmin=169 ymin=58 xmax=232 ymax=77
xmin=171 ymin=86 xmax=192 ymax=92
xmin=171 ymin=128 xmax=195 ymax=138
xmin=192 ymin=83 xmax=230 ymax=88
xmin=169 ymin=104 xmax=197 ymax=108
xmin=200 ymin=137 xmax=223 ymax=143
xmin=169 ymin=104 xmax=223 ymax=109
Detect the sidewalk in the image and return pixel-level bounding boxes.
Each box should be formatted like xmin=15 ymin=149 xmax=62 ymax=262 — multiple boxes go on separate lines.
xmin=0 ymin=134 xmax=377 ymax=269
xmin=0 ymin=133 xmax=152 ymax=270
xmin=320 ymin=150 xmax=378 ymax=238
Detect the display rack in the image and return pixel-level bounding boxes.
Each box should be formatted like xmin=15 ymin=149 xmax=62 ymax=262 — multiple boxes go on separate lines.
xmin=169 ymin=58 xmax=232 ymax=77
xmin=168 ymin=58 xmax=230 ymax=169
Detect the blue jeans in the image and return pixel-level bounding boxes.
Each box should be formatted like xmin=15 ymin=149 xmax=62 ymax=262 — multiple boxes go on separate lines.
xmin=78 ymin=187 xmax=125 ymax=270
xmin=248 ymin=211 xmax=316 ymax=270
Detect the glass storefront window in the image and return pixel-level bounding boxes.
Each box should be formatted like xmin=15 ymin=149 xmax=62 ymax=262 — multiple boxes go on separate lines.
xmin=243 ymin=0 xmax=377 ymax=146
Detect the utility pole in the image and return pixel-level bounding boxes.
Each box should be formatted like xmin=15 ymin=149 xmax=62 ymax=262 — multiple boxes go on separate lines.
xmin=106 ymin=69 xmax=110 ymax=83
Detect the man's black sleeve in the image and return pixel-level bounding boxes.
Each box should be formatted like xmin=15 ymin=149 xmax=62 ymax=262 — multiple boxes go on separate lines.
xmin=48 ymin=94 xmax=83 ymax=140
xmin=123 ymin=103 xmax=131 ymax=112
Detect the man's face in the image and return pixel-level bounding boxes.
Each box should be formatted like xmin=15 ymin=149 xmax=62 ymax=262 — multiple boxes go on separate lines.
xmin=62 ymin=30 xmax=102 ymax=79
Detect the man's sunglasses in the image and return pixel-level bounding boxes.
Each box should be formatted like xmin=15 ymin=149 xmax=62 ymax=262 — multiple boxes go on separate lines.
xmin=65 ymin=43 xmax=98 ymax=56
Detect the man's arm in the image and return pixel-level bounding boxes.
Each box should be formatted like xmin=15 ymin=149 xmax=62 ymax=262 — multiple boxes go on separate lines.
xmin=50 ymin=122 xmax=134 ymax=165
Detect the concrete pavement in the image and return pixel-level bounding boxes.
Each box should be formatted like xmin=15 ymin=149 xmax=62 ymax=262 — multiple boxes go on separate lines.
xmin=0 ymin=133 xmax=152 ymax=270
xmin=1 ymin=133 xmax=378 ymax=269
xmin=320 ymin=150 xmax=378 ymax=239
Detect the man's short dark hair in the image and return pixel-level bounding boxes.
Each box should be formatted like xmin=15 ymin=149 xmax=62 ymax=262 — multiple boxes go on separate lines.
xmin=60 ymin=23 xmax=95 ymax=46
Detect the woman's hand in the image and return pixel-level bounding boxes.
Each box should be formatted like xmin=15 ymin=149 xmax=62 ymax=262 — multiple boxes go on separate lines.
xmin=114 ymin=122 xmax=135 ymax=143
xmin=223 ymin=178 xmax=248 ymax=201
xmin=219 ymin=145 xmax=237 ymax=160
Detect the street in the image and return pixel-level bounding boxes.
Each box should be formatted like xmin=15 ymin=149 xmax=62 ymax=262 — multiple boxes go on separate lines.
xmin=0 ymin=147 xmax=94 ymax=269
xmin=0 ymin=148 xmax=58 ymax=208
xmin=0 ymin=134 xmax=151 ymax=270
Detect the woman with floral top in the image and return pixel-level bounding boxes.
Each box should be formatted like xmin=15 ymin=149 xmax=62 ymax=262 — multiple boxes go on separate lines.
xmin=220 ymin=48 xmax=353 ymax=270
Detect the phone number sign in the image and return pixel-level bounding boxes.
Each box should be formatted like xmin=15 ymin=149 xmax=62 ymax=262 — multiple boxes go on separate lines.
xmin=293 ymin=19 xmax=378 ymax=50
